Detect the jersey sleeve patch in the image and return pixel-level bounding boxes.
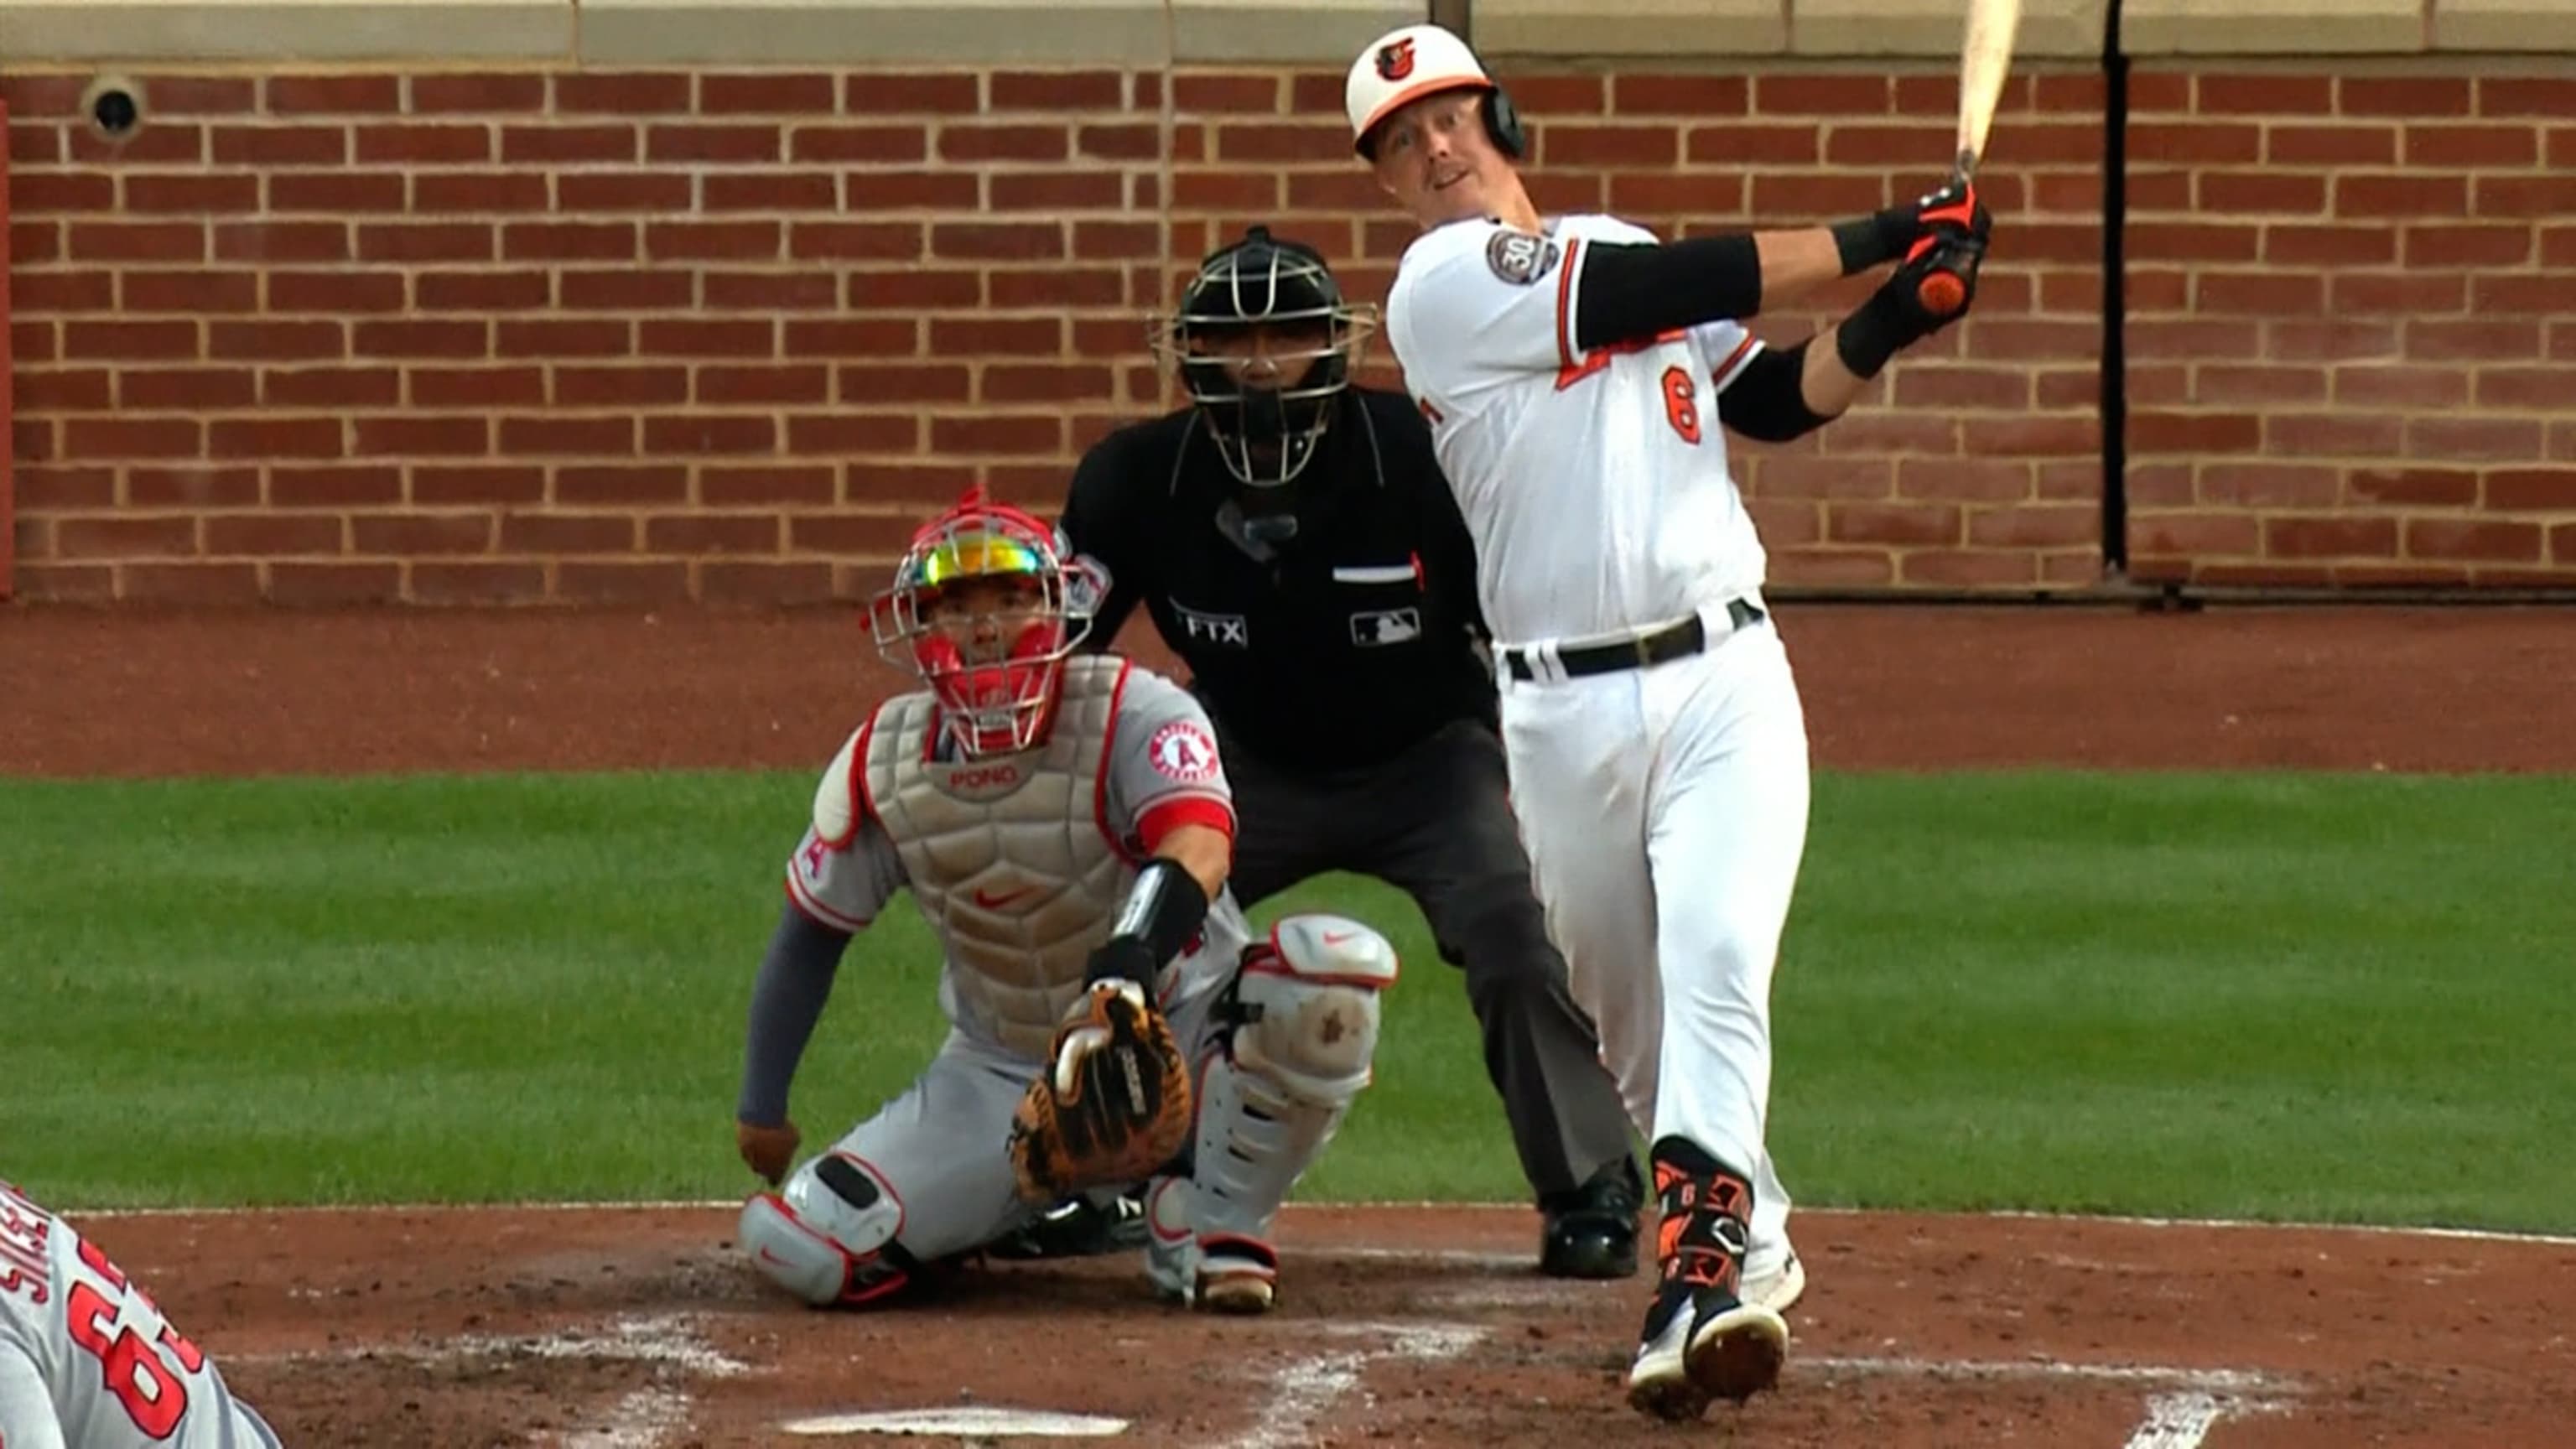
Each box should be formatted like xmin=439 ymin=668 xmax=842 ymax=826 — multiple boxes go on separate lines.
xmin=1485 ymin=227 xmax=1562 ymax=287
xmin=1145 ymin=719 xmax=1221 ymax=785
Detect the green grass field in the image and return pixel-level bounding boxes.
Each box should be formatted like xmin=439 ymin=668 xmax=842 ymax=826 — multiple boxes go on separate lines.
xmin=4 ymin=769 xmax=2570 ymax=1231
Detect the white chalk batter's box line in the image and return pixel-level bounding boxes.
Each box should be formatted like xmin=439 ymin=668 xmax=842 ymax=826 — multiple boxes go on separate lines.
xmin=70 ymin=1198 xmax=2576 ymax=1249
xmin=222 ymin=1293 xmax=2295 ymax=1449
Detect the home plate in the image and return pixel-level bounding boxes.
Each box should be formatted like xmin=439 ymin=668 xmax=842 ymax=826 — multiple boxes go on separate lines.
xmin=781 ymin=1407 xmax=1130 ymax=1437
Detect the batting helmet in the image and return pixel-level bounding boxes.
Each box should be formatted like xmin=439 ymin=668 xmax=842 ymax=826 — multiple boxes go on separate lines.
xmin=1151 ymin=226 xmax=1379 ymax=491
xmin=1345 ymin=23 xmax=1526 ymax=163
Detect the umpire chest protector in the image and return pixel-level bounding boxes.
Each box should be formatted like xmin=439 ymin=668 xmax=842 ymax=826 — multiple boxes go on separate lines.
xmin=818 ymin=656 xmax=1141 ymax=1061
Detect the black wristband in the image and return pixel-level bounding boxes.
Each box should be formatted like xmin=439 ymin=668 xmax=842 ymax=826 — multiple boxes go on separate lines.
xmin=1829 ymin=207 xmax=1912 ymax=275
xmin=1084 ymin=936 xmax=1160 ymax=988
xmin=1833 ymin=285 xmax=1915 ymax=381
xmin=1094 ymin=856 xmax=1210 ymax=983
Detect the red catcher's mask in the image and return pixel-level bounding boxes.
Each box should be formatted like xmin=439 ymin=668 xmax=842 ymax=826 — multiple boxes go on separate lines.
xmin=870 ymin=496 xmax=1094 ymax=758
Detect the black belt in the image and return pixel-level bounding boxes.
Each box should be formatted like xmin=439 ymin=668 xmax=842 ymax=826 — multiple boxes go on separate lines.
xmin=1501 ymin=599 xmax=1765 ymax=682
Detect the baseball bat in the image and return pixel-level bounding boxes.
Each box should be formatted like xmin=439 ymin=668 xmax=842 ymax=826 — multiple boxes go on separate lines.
xmin=1915 ymin=0 xmax=2021 ymax=316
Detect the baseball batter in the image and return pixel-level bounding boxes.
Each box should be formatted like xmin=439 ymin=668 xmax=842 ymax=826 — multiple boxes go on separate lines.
xmin=732 ymin=490 xmax=1397 ymax=1314
xmin=1343 ymin=23 xmax=1993 ymax=1419
xmin=1 ymin=1178 xmax=283 ymax=1449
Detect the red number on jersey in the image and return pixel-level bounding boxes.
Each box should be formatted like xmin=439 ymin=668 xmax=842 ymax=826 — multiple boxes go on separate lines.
xmin=69 ymin=1239 xmax=200 ymax=1438
xmin=1660 ymin=366 xmax=1702 ymax=445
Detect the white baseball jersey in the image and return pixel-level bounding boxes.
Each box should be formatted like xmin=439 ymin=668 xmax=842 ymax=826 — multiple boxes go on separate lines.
xmin=1386 ymin=214 xmax=1770 ymax=646
xmin=0 ymin=1181 xmax=280 ymax=1449
xmin=785 ymin=656 xmax=1247 ymax=1062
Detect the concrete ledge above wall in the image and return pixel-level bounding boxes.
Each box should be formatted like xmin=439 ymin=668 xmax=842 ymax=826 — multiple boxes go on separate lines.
xmin=2433 ymin=0 xmax=2576 ymax=51
xmin=574 ymin=0 xmax=1425 ymax=65
xmin=0 ymin=0 xmax=572 ymax=62
xmin=0 ymin=0 xmax=2559 ymax=69
xmin=1794 ymin=0 xmax=2106 ymax=60
xmin=1476 ymin=0 xmax=1789 ymax=60
xmin=2122 ymin=0 xmax=2423 ymax=55
xmin=1174 ymin=0 xmax=1426 ymax=63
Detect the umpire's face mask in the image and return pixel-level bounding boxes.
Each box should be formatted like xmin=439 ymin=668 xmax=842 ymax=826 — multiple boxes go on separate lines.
xmin=1182 ymin=322 xmax=1343 ymax=491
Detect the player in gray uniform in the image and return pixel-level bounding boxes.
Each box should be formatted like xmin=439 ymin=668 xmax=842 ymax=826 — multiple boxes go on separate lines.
xmin=731 ymin=488 xmax=1399 ymax=1312
xmin=2 ymin=1177 xmax=284 ymax=1449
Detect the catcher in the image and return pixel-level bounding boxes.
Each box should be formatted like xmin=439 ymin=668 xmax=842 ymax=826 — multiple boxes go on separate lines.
xmin=732 ymin=486 xmax=1397 ymax=1313
xmin=2 ymin=1176 xmax=284 ymax=1448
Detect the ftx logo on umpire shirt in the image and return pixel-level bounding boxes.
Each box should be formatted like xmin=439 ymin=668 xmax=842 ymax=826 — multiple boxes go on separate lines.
xmin=1174 ymin=602 xmax=1249 ymax=647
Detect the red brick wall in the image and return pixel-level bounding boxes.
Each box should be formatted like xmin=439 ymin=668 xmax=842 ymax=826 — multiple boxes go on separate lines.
xmin=2120 ymin=71 xmax=2576 ymax=589
xmin=2 ymin=64 xmax=2568 ymax=605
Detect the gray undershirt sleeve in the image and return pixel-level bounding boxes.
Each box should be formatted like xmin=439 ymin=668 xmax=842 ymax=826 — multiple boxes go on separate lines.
xmin=735 ymin=901 xmax=854 ymax=1124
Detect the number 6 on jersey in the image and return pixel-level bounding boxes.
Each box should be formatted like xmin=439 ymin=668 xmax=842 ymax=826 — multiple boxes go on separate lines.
xmin=1661 ymin=366 xmax=1701 ymax=445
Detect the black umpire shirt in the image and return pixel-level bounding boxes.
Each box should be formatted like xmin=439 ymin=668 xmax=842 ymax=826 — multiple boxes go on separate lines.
xmin=1059 ymin=387 xmax=1496 ymax=776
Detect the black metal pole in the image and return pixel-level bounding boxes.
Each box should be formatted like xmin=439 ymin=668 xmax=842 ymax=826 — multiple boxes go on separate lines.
xmin=2099 ymin=0 xmax=2131 ymax=577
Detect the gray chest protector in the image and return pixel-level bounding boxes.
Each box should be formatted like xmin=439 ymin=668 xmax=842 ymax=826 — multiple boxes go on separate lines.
xmin=856 ymin=657 xmax=1140 ymax=1061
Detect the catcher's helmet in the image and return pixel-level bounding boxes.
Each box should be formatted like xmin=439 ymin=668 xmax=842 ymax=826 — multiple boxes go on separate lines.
xmin=1153 ymin=226 xmax=1379 ymax=490
xmin=870 ymin=487 xmax=1094 ymax=758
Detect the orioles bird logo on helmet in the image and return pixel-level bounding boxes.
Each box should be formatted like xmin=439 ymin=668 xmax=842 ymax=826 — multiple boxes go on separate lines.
xmin=1375 ymin=38 xmax=1415 ymax=80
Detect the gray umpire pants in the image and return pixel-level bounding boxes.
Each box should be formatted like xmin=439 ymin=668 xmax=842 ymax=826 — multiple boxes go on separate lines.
xmin=1216 ymin=714 xmax=1635 ymax=1201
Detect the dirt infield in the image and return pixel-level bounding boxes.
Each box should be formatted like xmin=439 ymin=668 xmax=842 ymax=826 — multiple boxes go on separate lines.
xmin=7 ymin=602 xmax=2576 ymax=777
xmin=10 ymin=600 xmax=2576 ymax=1446
xmin=94 ymin=1202 xmax=2576 ymax=1449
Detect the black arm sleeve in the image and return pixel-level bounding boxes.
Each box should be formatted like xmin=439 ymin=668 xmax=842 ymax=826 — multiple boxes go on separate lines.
xmin=1058 ymin=445 xmax=1146 ymax=650
xmin=1086 ymin=857 xmax=1213 ymax=986
xmin=735 ymin=902 xmax=853 ymax=1124
xmin=1713 ymin=341 xmax=1834 ymax=444
xmin=1571 ymin=235 xmax=1764 ymax=353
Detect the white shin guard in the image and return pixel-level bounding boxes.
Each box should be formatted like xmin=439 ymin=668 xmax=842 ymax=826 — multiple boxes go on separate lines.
xmin=1172 ymin=915 xmax=1397 ymax=1306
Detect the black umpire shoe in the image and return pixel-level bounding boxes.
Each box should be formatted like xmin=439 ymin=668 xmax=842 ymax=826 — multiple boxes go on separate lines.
xmin=984 ymin=1191 xmax=1150 ymax=1261
xmin=1539 ymin=1156 xmax=1644 ymax=1279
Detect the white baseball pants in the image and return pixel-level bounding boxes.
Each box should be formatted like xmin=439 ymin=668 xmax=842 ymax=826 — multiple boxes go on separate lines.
xmin=1496 ymin=604 xmax=1810 ymax=1275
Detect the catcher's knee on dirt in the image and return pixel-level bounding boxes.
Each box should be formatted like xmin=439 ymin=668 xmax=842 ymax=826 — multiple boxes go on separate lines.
xmin=738 ymin=1153 xmax=925 ymax=1307
xmin=1191 ymin=914 xmax=1400 ymax=1248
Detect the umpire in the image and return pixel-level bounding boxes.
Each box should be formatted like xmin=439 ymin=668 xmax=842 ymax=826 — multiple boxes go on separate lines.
xmin=1052 ymin=226 xmax=1643 ymax=1278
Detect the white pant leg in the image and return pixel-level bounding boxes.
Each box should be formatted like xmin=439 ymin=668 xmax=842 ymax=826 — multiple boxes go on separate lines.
xmin=0 ymin=1341 xmax=70 ymax=1449
xmin=1641 ymin=621 xmax=1811 ymax=1265
xmin=1497 ymin=669 xmax=1660 ymax=1139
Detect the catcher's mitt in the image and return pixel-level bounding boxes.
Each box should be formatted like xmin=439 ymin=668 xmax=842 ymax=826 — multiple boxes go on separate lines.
xmin=1008 ymin=980 xmax=1192 ymax=1202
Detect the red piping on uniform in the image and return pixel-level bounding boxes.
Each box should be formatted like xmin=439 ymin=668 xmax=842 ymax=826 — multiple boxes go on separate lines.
xmin=1710 ymin=333 xmax=1760 ymax=392
xmin=833 ymin=714 xmax=878 ymax=849
xmin=1093 ymin=660 xmax=1142 ymax=865
xmin=1553 ymin=236 xmax=1584 ymax=374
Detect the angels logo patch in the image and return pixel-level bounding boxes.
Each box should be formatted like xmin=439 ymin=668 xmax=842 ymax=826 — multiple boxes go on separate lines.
xmin=1147 ymin=719 xmax=1219 ymax=784
xmin=1376 ymin=38 xmax=1416 ymax=80
xmin=1485 ymin=228 xmax=1561 ymax=287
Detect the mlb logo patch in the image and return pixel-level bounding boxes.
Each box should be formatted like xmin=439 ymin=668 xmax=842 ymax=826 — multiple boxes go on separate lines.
xmin=1349 ymin=608 xmax=1422 ymax=647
